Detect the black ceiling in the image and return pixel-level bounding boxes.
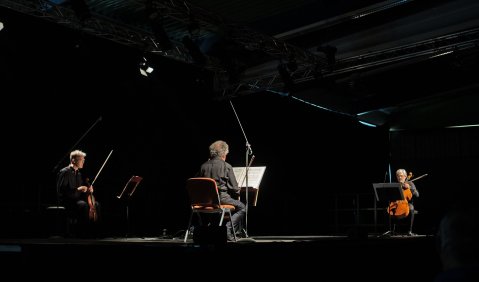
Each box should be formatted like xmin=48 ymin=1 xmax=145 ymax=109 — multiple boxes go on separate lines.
xmin=1 ymin=0 xmax=479 ymax=129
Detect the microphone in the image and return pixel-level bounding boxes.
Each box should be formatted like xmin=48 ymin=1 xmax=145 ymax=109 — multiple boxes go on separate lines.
xmin=246 ymin=142 xmax=253 ymax=155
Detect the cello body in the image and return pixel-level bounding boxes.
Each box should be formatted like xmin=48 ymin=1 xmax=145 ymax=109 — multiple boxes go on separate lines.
xmin=85 ymin=178 xmax=98 ymax=222
xmin=387 ymin=186 xmax=412 ymax=219
xmin=87 ymin=192 xmax=98 ymax=222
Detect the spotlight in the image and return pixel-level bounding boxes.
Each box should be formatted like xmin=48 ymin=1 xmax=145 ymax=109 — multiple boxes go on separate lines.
xmin=317 ymin=45 xmax=337 ymax=67
xmin=182 ymin=36 xmax=206 ymax=65
xmin=139 ymin=57 xmax=154 ymax=77
xmin=0 ymin=22 xmax=3 ymax=31
xmin=286 ymin=59 xmax=297 ymax=72
xmin=277 ymin=63 xmax=294 ymax=90
xmin=148 ymin=12 xmax=172 ymax=51
xmin=286 ymin=54 xmax=297 ymax=72
xmin=70 ymin=0 xmax=91 ymax=21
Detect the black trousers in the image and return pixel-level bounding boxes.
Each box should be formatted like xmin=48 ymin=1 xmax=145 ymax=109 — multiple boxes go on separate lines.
xmin=219 ymin=192 xmax=246 ymax=237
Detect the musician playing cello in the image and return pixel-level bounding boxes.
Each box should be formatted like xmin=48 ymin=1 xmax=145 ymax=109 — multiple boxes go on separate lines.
xmin=394 ymin=168 xmax=419 ymax=235
xmin=56 ymin=150 xmax=101 ymax=237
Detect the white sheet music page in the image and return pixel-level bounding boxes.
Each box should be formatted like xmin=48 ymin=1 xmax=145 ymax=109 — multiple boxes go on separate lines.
xmin=232 ymin=166 xmax=266 ymax=189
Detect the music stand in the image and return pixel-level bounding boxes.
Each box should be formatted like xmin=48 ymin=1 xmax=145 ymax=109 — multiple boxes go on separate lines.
xmin=117 ymin=175 xmax=143 ymax=238
xmin=372 ymin=183 xmax=404 ymax=236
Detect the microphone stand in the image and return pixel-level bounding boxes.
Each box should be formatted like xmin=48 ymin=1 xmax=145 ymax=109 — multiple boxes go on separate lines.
xmin=52 ymin=116 xmax=103 ymax=173
xmin=230 ymin=100 xmax=255 ymax=239
xmin=379 ymin=163 xmax=393 ymax=237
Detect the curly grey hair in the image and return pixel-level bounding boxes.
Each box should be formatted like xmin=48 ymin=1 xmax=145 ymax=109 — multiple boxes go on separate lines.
xmin=209 ymin=140 xmax=229 ymax=158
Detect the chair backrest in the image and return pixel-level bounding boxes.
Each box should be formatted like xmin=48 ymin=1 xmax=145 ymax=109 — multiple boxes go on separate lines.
xmin=186 ymin=177 xmax=221 ymax=208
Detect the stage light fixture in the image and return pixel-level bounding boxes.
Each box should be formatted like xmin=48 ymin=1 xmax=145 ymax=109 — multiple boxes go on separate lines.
xmin=139 ymin=57 xmax=154 ymax=77
xmin=286 ymin=55 xmax=297 ymax=72
xmin=182 ymin=36 xmax=206 ymax=65
xmin=317 ymin=45 xmax=337 ymax=67
xmin=70 ymin=0 xmax=91 ymax=21
xmin=148 ymin=12 xmax=172 ymax=51
xmin=277 ymin=63 xmax=294 ymax=91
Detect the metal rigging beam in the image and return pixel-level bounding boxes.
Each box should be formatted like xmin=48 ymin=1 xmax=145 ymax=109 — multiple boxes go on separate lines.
xmin=0 ymin=0 xmax=204 ymax=67
xmin=219 ymin=26 xmax=479 ymax=98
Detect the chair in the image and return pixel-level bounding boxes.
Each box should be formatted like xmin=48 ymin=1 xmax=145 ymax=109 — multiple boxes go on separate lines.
xmin=391 ymin=209 xmax=419 ymax=236
xmin=45 ymin=205 xmax=68 ymax=237
xmin=183 ymin=177 xmax=237 ymax=243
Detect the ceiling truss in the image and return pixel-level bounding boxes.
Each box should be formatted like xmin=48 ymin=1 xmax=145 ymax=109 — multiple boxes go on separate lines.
xmin=2 ymin=0 xmax=478 ymax=99
xmin=220 ymin=26 xmax=479 ymax=98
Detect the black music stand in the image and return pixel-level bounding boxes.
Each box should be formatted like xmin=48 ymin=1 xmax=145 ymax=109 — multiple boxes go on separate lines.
xmin=117 ymin=175 xmax=143 ymax=238
xmin=372 ymin=183 xmax=404 ymax=236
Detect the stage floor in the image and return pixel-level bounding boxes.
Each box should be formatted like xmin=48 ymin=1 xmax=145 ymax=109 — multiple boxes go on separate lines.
xmin=0 ymin=233 xmax=431 ymax=245
xmin=1 ymin=233 xmax=441 ymax=281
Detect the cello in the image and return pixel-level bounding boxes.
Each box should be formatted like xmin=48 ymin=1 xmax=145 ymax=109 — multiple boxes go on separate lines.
xmin=86 ymin=150 xmax=114 ymax=222
xmin=85 ymin=178 xmax=98 ymax=222
xmin=387 ymin=171 xmax=413 ymax=219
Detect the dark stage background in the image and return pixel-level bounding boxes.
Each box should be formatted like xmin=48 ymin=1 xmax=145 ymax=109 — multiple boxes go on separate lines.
xmin=1 ymin=8 xmax=478 ymax=238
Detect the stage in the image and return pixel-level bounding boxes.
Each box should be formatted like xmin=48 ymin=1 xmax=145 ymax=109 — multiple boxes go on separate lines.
xmin=0 ymin=234 xmax=441 ymax=280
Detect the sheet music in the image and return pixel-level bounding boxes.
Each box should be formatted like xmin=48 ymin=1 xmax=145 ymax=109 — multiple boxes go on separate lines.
xmin=233 ymin=166 xmax=266 ymax=188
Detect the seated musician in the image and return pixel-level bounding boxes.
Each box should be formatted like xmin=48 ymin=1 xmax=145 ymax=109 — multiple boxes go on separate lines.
xmin=56 ymin=150 xmax=101 ymax=237
xmin=394 ymin=168 xmax=419 ymax=235
xmin=196 ymin=140 xmax=245 ymax=241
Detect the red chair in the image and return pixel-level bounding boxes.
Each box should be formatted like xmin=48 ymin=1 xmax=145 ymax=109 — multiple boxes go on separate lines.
xmin=183 ymin=177 xmax=237 ymax=242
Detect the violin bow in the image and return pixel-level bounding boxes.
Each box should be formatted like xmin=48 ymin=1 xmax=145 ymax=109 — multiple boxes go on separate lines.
xmin=410 ymin=173 xmax=428 ymax=182
xmin=90 ymin=150 xmax=114 ymax=186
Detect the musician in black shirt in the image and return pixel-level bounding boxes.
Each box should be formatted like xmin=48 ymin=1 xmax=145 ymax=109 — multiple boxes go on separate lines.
xmin=56 ymin=150 xmax=100 ymax=237
xmin=197 ymin=140 xmax=245 ymax=241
